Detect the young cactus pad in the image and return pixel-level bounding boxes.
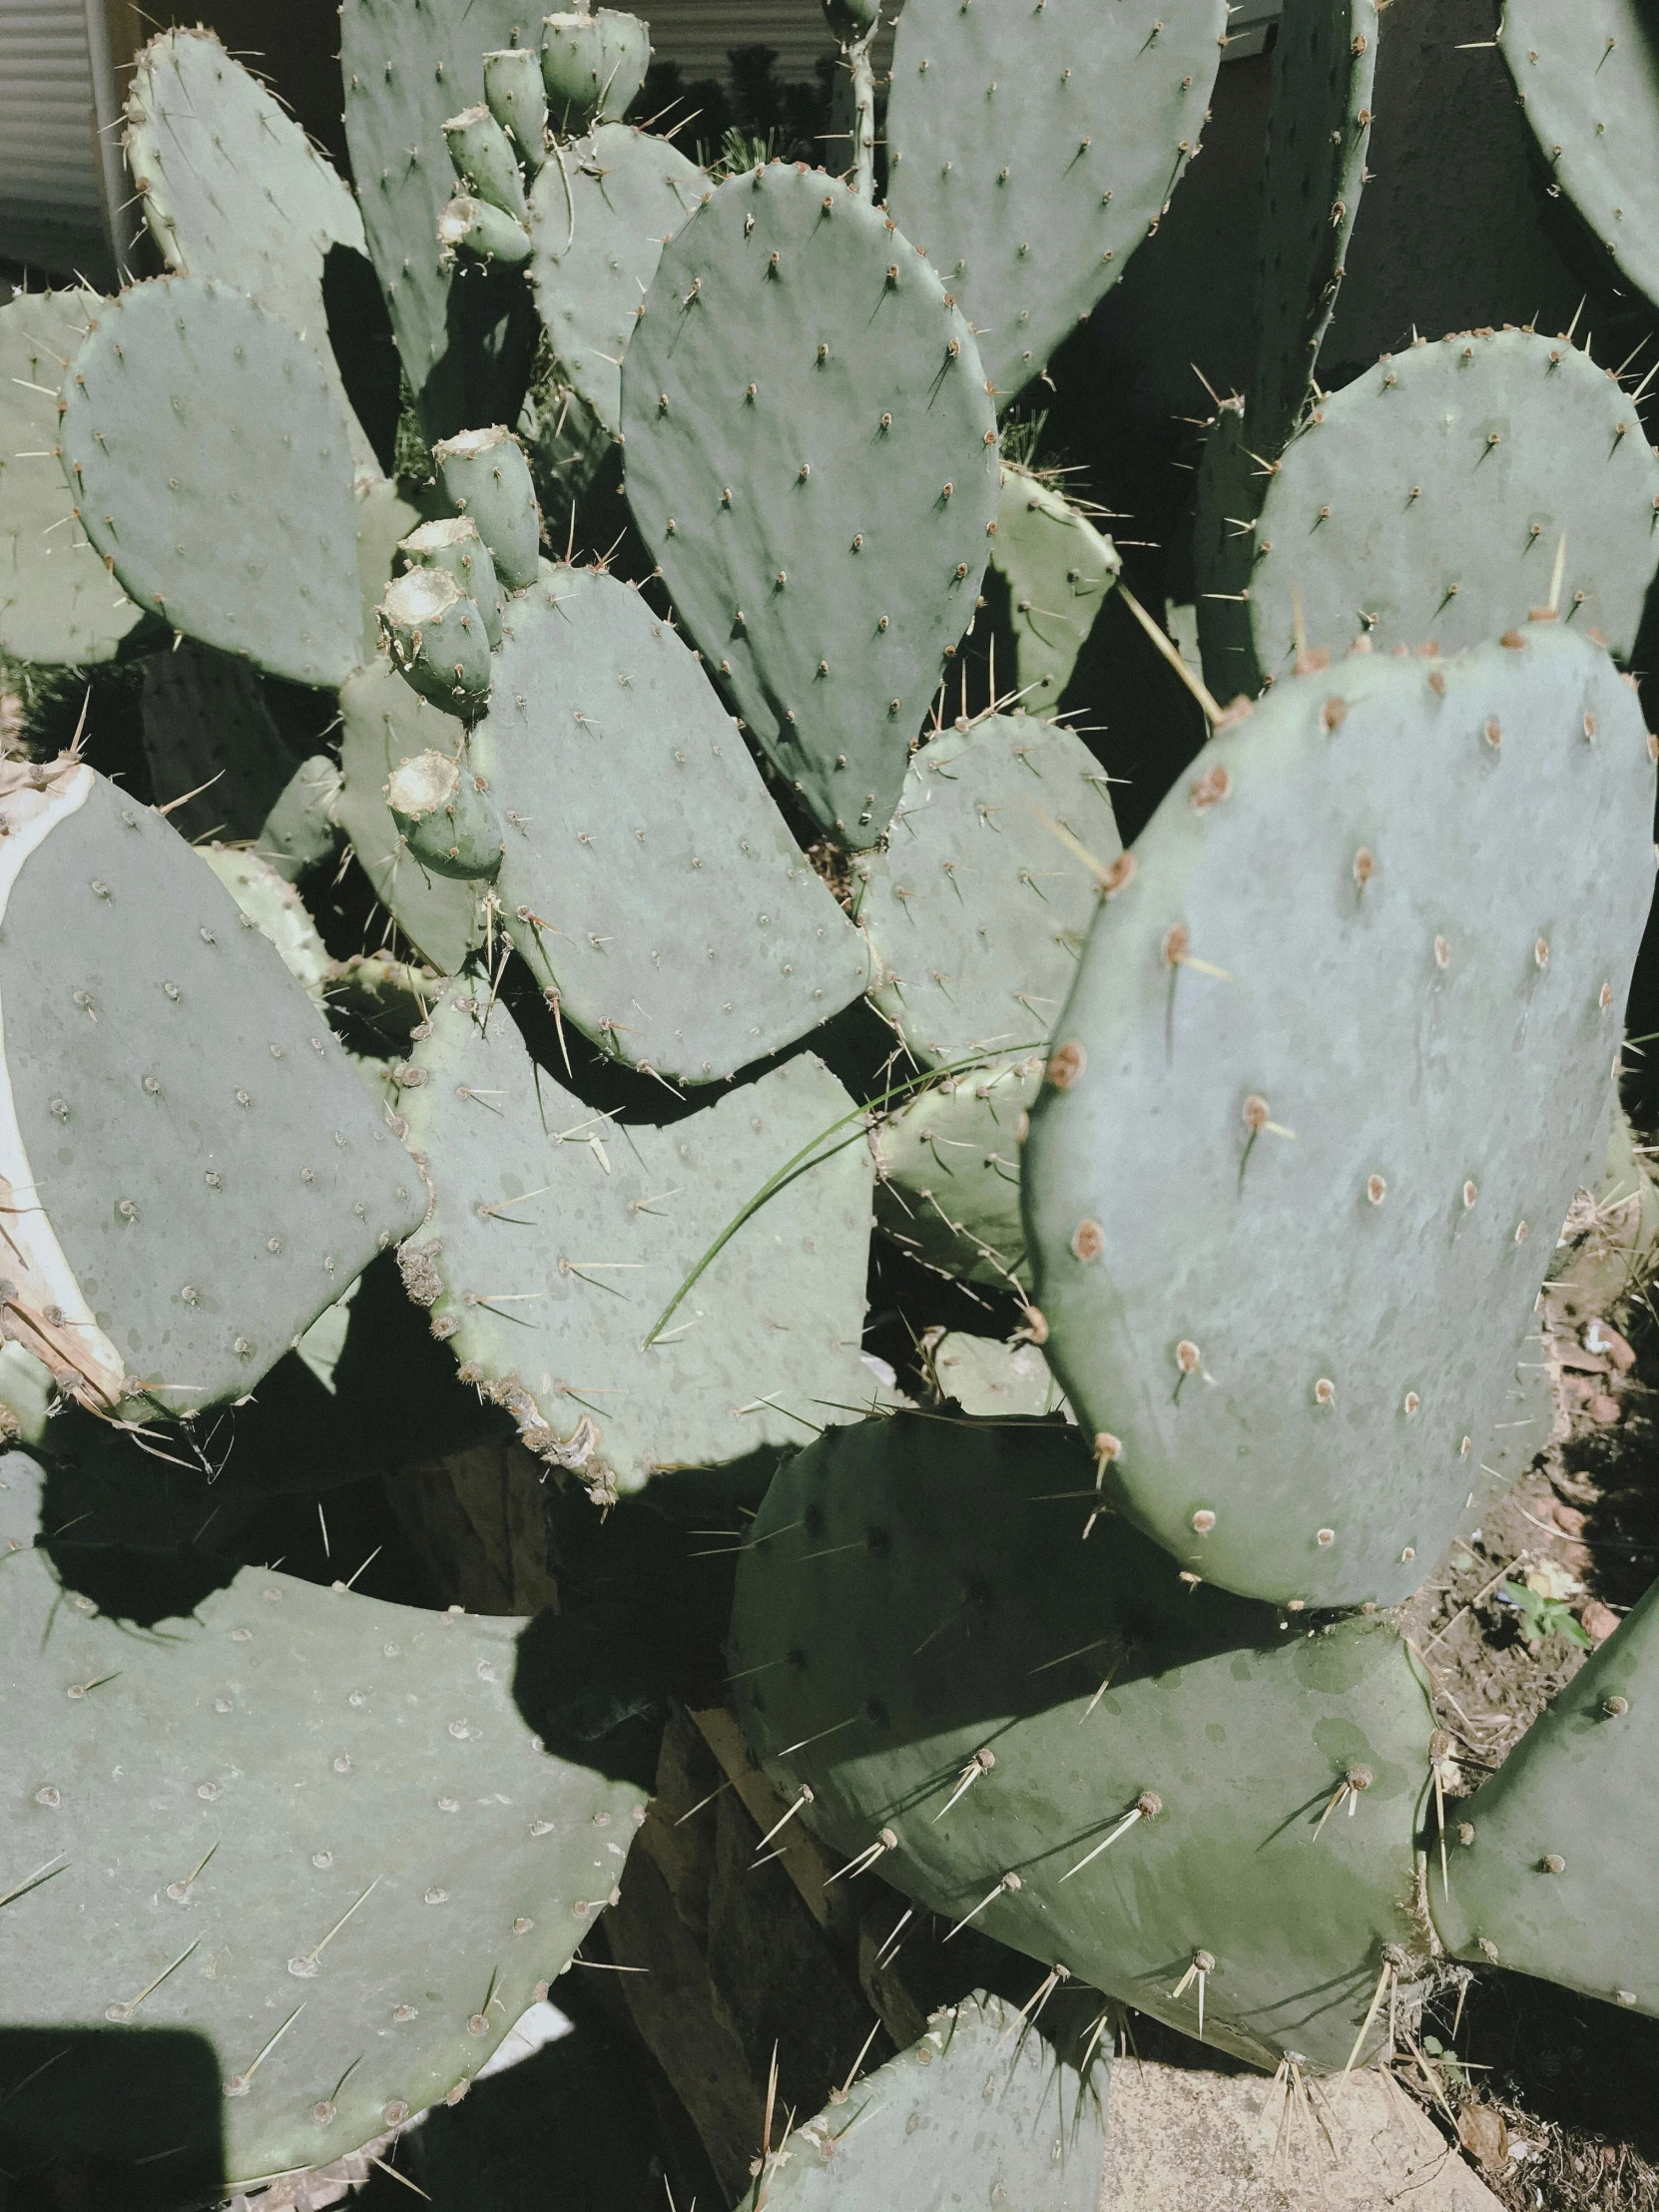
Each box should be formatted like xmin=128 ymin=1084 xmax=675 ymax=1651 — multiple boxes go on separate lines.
xmin=855 ymin=715 xmax=1119 ymax=1067
xmin=989 ymin=466 xmax=1121 ymax=714
xmin=885 ymin=0 xmax=1228 ymax=404
xmin=1499 ymin=0 xmax=1659 ymax=319
xmin=0 ymin=757 xmax=421 ymax=1417
xmin=142 ymin=637 xmax=303 ymax=843
xmin=735 ymin=1992 xmax=1106 ymax=2212
xmin=870 ymin=1055 xmax=1041 ymax=1292
xmin=622 ymin=162 xmax=999 ymax=847
xmin=928 ymin=1333 xmax=1069 ymax=1419
xmin=0 ymin=288 xmax=143 ymax=666
xmin=1022 ymin=624 xmax=1654 ymax=1610
xmin=124 ymin=29 xmax=377 ymax=475
xmin=1195 ymin=329 xmax=1659 ymax=693
xmin=473 ymin=569 xmax=872 ymax=1085
xmin=1428 ymin=1579 xmax=1659 ymax=2018
xmin=0 ymin=1542 xmax=645 ymax=2185
xmin=58 ymin=278 xmax=361 ymax=688
xmin=540 ymin=8 xmax=650 ymax=131
xmin=729 ymin=1413 xmax=1434 ymax=2073
xmin=396 ymin=991 xmax=885 ymax=1499
xmin=525 ymin=123 xmax=706 ymax=436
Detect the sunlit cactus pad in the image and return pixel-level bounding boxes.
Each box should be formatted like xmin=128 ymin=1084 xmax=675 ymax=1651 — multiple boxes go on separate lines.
xmin=870 ymin=1054 xmax=1040 ymax=1291
xmin=1023 ymin=624 xmax=1653 ymax=1608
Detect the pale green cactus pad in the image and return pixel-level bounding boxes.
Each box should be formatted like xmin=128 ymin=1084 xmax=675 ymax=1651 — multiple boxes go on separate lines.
xmin=336 ymin=659 xmax=490 ymax=975
xmin=0 ymin=757 xmax=420 ymax=1419
xmin=142 ymin=639 xmax=302 ymax=844
xmin=1500 ymin=0 xmax=1659 ymax=318
xmin=927 ymin=1333 xmax=1069 ymax=1419
xmin=201 ymin=844 xmax=331 ymax=1006
xmin=990 ymin=467 xmax=1120 ymax=714
xmin=125 ymin=28 xmax=377 ymax=475
xmin=885 ymin=0 xmax=1227 ymax=403
xmin=475 ymin=570 xmax=873 ymax=1085
xmin=622 ymin=162 xmax=999 ymax=846
xmin=0 ymin=1541 xmax=646 ymax=2186
xmin=1196 ymin=330 xmax=1659 ymax=695
xmin=59 ymin=278 xmax=361 ymax=688
xmin=1429 ymin=1579 xmax=1659 ymax=2018
xmin=735 ymin=1992 xmax=1106 ymax=2212
xmin=730 ymin=1413 xmax=1435 ymax=2074
xmin=396 ymin=989 xmax=883 ymax=1499
xmin=870 ymin=1055 xmax=1040 ymax=1291
xmin=0 ymin=288 xmax=144 ymax=666
xmin=1023 ymin=625 xmax=1653 ymax=1610
xmin=526 ymin=124 xmax=706 ymax=436
xmin=855 ymin=716 xmax=1118 ymax=1066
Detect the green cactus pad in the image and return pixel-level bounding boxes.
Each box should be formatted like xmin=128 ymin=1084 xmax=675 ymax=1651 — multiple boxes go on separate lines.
xmin=1429 ymin=1580 xmax=1659 ymax=2017
xmin=855 ymin=715 xmax=1118 ymax=1066
xmin=59 ymin=277 xmax=361 ymax=689
xmin=473 ymin=571 xmax=873 ymax=1085
xmin=622 ymin=162 xmax=999 ymax=847
xmin=729 ymin=1413 xmax=1435 ymax=2073
xmin=871 ymin=1055 xmax=1040 ymax=1292
xmin=1195 ymin=330 xmax=1659 ymax=694
xmin=0 ymin=288 xmax=144 ymax=666
xmin=201 ymin=844 xmax=331 ymax=1006
xmin=540 ymin=9 xmax=650 ymax=131
xmin=396 ymin=989 xmax=883 ymax=1499
xmin=261 ymin=754 xmax=345 ymax=884
xmin=928 ymin=1333 xmax=1069 ymax=1419
xmin=736 ymin=1991 xmax=1106 ymax=2212
xmin=142 ymin=639 xmax=303 ymax=843
xmin=355 ymin=478 xmax=424 ymax=663
xmin=1023 ymin=625 xmax=1653 ymax=1610
xmin=0 ymin=757 xmax=421 ymax=1418
xmin=990 ymin=467 xmax=1120 ymax=715
xmin=885 ymin=0 xmax=1227 ymax=404
xmin=336 ymin=659 xmax=490 ymax=974
xmin=432 ymin=425 xmax=541 ymax=593
xmin=124 ymin=29 xmax=378 ymax=477
xmin=1500 ymin=0 xmax=1659 ymax=318
xmin=340 ymin=0 xmax=530 ymax=435
xmin=0 ymin=1540 xmax=646 ymax=2186
xmin=526 ymin=124 xmax=706 ymax=436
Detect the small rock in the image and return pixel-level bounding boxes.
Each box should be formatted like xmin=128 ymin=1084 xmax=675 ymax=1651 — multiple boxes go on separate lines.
xmin=1457 ymin=2105 xmax=1509 ymax=2173
xmin=1586 ymin=1392 xmax=1623 ymax=1425
xmin=1549 ymin=1499 xmax=1586 ymax=1537
xmin=1581 ymin=1599 xmax=1620 ymax=1644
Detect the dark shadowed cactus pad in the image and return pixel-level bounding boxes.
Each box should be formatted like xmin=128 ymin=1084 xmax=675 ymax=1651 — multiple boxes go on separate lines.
xmin=1023 ymin=624 xmax=1654 ymax=1608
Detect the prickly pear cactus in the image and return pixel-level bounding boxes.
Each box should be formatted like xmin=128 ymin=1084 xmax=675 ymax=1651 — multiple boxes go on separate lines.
xmin=0 ymin=288 xmax=144 ymax=666
xmin=474 ymin=569 xmax=873 ymax=1084
xmin=730 ymin=1412 xmax=1435 ymax=2073
xmin=622 ymin=162 xmax=999 ymax=846
xmin=885 ymin=0 xmax=1228 ymax=403
xmin=927 ymin=1332 xmax=1069 ymax=1419
xmin=142 ymin=638 xmax=303 ymax=843
xmin=737 ymin=1992 xmax=1107 ymax=2212
xmin=0 ymin=758 xmax=420 ymax=1417
xmin=0 ymin=1540 xmax=645 ymax=2185
xmin=1023 ymin=624 xmax=1653 ymax=1609
xmin=58 ymin=278 xmax=361 ymax=688
xmin=395 ymin=989 xmax=885 ymax=1499
xmin=989 ymin=465 xmax=1120 ymax=713
xmin=870 ymin=1055 xmax=1040 ymax=1292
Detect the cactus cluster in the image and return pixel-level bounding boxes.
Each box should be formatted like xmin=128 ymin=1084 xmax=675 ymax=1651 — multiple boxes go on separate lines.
xmin=4 ymin=0 xmax=1659 ymax=2200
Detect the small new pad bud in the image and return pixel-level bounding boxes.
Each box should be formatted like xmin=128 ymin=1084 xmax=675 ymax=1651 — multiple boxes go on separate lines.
xmin=438 ymin=195 xmax=534 ymax=267
xmin=387 ymin=749 xmax=505 ymax=881
xmin=432 ymin=424 xmax=542 ymax=591
xmin=379 ymin=567 xmax=494 ymax=721
xmin=482 ymin=49 xmax=550 ymax=175
xmin=540 ymin=8 xmax=650 ymax=130
xmin=443 ymin=104 xmax=529 ymax=221
xmin=401 ymin=515 xmax=503 ymax=648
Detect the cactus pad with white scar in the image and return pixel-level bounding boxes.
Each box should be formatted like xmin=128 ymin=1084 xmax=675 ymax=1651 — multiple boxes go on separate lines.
xmin=884 ymin=0 xmax=1228 ymax=405
xmin=734 ymin=1991 xmax=1107 ymax=2212
xmin=1023 ymin=623 xmax=1654 ymax=1609
xmin=0 ymin=758 xmax=421 ymax=1420
xmin=0 ymin=287 xmax=145 ymax=666
xmin=1429 ymin=1577 xmax=1659 ymax=2017
xmin=1195 ymin=329 xmax=1659 ymax=694
xmin=58 ymin=277 xmax=362 ymax=688
xmin=729 ymin=1412 xmax=1434 ymax=2074
xmin=854 ymin=715 xmax=1120 ymax=1067
xmin=622 ymin=162 xmax=999 ymax=847
xmin=0 ymin=1541 xmax=645 ymax=2185
xmin=525 ymin=123 xmax=706 ymax=438
xmin=395 ymin=989 xmax=885 ymax=1499
xmin=869 ymin=1054 xmax=1042 ymax=1291
xmin=472 ymin=569 xmax=873 ymax=1085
